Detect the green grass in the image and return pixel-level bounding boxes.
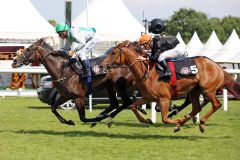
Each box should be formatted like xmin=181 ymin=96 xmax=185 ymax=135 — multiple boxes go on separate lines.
xmin=0 ymin=97 xmax=239 ymax=160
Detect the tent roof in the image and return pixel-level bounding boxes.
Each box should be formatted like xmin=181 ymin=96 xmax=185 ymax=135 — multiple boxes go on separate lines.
xmin=0 ymin=0 xmax=56 ymax=40
xmin=196 ymin=31 xmax=223 ymax=58
xmin=185 ymin=31 xmax=203 ymax=57
xmin=176 ymin=32 xmax=186 ymax=47
xmin=211 ymin=29 xmax=240 ymax=62
xmin=73 ymin=0 xmax=145 ymax=41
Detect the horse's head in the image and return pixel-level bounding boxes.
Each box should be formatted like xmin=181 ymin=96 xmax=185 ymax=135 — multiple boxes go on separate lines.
xmin=15 ymin=38 xmax=53 ymax=67
xmin=101 ymin=41 xmax=128 ymax=67
xmin=102 ymin=40 xmax=144 ymax=68
xmin=12 ymin=48 xmax=25 ymax=68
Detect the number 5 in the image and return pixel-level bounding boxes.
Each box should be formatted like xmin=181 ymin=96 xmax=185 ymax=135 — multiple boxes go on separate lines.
xmin=190 ymin=65 xmax=198 ymax=74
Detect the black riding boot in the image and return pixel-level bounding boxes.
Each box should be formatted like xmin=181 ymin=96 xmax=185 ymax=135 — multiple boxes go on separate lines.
xmin=81 ymin=59 xmax=90 ymax=77
xmin=159 ymin=60 xmax=171 ymax=77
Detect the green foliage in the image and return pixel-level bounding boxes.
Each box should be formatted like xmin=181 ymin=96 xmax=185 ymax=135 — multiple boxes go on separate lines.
xmin=0 ymin=97 xmax=240 ymax=160
xmin=222 ymin=16 xmax=240 ymax=42
xmin=166 ymin=8 xmax=212 ymax=43
xmin=165 ymin=8 xmax=240 ymax=44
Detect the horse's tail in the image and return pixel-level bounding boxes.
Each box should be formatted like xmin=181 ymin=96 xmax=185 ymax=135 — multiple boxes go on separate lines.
xmin=223 ymin=70 xmax=240 ymax=100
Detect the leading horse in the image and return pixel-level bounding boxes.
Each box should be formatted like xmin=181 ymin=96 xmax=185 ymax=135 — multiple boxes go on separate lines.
xmin=14 ymin=38 xmax=152 ymax=126
xmin=102 ymin=41 xmax=240 ymax=132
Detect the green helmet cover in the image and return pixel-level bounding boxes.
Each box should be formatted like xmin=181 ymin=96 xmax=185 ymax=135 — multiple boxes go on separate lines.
xmin=55 ymin=23 xmax=70 ymax=33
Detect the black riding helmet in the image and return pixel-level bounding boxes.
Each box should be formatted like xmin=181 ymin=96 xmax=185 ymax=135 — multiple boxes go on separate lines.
xmin=148 ymin=18 xmax=165 ymax=34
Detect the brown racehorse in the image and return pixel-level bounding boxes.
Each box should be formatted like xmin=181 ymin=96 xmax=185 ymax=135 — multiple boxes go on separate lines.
xmin=102 ymin=41 xmax=240 ymax=132
xmin=14 ymin=38 xmax=152 ymax=126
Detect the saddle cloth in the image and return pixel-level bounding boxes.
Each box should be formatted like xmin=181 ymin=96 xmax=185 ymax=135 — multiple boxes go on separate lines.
xmin=156 ymin=57 xmax=198 ymax=80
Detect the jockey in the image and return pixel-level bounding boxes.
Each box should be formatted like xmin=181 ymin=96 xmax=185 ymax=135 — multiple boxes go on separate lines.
xmin=137 ymin=19 xmax=185 ymax=78
xmin=55 ymin=23 xmax=100 ymax=77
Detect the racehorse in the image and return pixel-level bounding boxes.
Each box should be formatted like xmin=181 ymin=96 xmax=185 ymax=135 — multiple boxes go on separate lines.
xmin=14 ymin=38 xmax=151 ymax=126
xmin=101 ymin=40 xmax=240 ymax=132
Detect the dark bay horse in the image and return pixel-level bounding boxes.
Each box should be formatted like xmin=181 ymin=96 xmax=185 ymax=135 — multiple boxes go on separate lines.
xmin=14 ymin=38 xmax=152 ymax=126
xmin=102 ymin=41 xmax=240 ymax=132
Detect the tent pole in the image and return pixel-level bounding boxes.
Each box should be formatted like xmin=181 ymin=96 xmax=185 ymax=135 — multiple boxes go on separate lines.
xmin=86 ymin=0 xmax=89 ymax=26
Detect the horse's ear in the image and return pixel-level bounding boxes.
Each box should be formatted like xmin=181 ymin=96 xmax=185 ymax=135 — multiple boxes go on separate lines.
xmin=37 ymin=37 xmax=47 ymax=45
xmin=124 ymin=40 xmax=130 ymax=47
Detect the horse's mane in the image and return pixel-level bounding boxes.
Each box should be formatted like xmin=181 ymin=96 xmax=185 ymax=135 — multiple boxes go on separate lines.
xmin=42 ymin=41 xmax=54 ymax=52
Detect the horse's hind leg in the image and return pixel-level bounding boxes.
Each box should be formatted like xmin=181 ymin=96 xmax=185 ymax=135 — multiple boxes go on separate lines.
xmin=199 ymin=92 xmax=222 ymax=133
xmin=168 ymin=94 xmax=191 ymax=118
xmin=51 ymin=95 xmax=75 ymax=125
xmin=96 ymin=86 xmax=119 ymax=118
xmin=75 ymin=98 xmax=110 ymax=123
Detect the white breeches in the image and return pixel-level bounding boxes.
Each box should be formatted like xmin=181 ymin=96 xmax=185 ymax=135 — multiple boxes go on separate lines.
xmin=75 ymin=35 xmax=100 ymax=60
xmin=158 ymin=44 xmax=186 ymax=62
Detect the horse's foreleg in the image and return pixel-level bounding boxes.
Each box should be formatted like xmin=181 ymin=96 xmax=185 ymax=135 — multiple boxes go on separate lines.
xmin=131 ymin=99 xmax=153 ymax=124
xmin=51 ymin=95 xmax=75 ymax=125
xmin=176 ymin=89 xmax=202 ymax=129
xmin=75 ymin=98 xmax=109 ymax=123
xmin=159 ymin=98 xmax=184 ymax=132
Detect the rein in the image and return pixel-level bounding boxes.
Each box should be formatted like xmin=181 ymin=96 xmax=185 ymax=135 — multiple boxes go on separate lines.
xmin=19 ymin=41 xmax=76 ymax=83
xmin=108 ymin=46 xmax=149 ymax=82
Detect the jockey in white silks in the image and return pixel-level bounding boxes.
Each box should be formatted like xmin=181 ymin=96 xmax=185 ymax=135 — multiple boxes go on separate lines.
xmin=55 ymin=23 xmax=100 ymax=77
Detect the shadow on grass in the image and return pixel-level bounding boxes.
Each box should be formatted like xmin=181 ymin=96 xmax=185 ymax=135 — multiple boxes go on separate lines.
xmin=11 ymin=129 xmax=212 ymax=140
xmin=27 ymin=106 xmax=50 ymax=110
xmin=106 ymin=121 xmax=220 ymax=128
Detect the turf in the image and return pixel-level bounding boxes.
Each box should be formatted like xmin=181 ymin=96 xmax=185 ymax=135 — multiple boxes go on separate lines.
xmin=0 ymin=97 xmax=239 ymax=160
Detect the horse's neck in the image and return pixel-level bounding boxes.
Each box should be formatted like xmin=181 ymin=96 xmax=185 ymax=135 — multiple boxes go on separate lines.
xmin=40 ymin=53 xmax=66 ymax=80
xmin=124 ymin=50 xmax=150 ymax=81
xmin=124 ymin=49 xmax=159 ymax=93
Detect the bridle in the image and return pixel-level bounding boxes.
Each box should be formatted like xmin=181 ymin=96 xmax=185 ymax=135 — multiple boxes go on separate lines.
xmin=17 ymin=39 xmax=75 ymax=83
xmin=107 ymin=44 xmax=150 ymax=81
xmin=17 ymin=39 xmax=54 ymax=67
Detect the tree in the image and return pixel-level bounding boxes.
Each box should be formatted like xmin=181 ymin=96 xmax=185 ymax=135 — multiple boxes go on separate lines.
xmin=209 ymin=17 xmax=225 ymax=43
xmin=165 ymin=8 xmax=212 ymax=43
xmin=222 ymin=16 xmax=240 ymax=42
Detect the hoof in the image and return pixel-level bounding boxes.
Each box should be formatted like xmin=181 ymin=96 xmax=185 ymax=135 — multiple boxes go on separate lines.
xmin=173 ymin=126 xmax=181 ymax=133
xmin=192 ymin=116 xmax=197 ymax=124
xmin=108 ymin=117 xmax=113 ymax=128
xmin=67 ymin=120 xmax=75 ymax=125
xmin=108 ymin=122 xmax=113 ymax=128
xmin=90 ymin=122 xmax=97 ymax=128
xmin=145 ymin=119 xmax=153 ymax=124
xmin=199 ymin=124 xmax=205 ymax=133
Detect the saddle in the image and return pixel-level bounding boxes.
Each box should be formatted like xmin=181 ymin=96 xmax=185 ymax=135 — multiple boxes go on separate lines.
xmin=70 ymin=57 xmax=107 ymax=77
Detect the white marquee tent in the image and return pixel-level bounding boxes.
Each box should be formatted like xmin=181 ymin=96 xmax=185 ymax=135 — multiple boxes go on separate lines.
xmin=0 ymin=0 xmax=57 ymax=41
xmin=73 ymin=0 xmax=145 ymax=41
xmin=196 ymin=30 xmax=223 ymax=58
xmin=211 ymin=29 xmax=240 ymax=62
xmin=176 ymin=32 xmax=186 ymax=48
xmin=185 ymin=31 xmax=203 ymax=57
xmin=228 ymin=52 xmax=240 ymax=63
